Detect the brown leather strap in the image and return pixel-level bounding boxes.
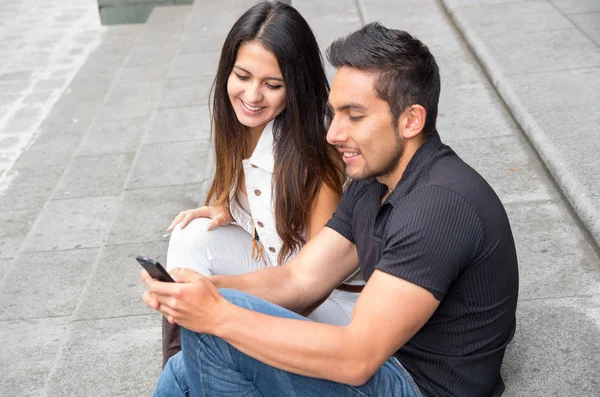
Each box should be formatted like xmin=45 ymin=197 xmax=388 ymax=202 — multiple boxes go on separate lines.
xmin=335 ymin=283 xmax=364 ymax=293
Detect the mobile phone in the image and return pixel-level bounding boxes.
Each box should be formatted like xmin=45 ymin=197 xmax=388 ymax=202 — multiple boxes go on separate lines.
xmin=136 ymin=255 xmax=175 ymax=282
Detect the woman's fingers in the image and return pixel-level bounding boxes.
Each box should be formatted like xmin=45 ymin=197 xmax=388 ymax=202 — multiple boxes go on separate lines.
xmin=179 ymin=213 xmax=194 ymax=229
xmin=206 ymin=215 xmax=221 ymax=231
xmin=167 ymin=212 xmax=185 ymax=231
xmin=167 ymin=206 xmax=222 ymax=232
xmin=206 ymin=207 xmax=232 ymax=231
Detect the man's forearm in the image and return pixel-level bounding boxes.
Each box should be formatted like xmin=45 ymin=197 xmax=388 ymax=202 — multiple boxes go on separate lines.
xmin=212 ymin=301 xmax=369 ymax=385
xmin=210 ymin=265 xmax=317 ymax=313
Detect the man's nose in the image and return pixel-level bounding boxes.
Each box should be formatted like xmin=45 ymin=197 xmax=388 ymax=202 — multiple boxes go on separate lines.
xmin=326 ymin=117 xmax=345 ymax=145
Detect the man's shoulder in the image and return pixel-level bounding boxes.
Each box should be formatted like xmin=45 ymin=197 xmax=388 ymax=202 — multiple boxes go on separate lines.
xmin=427 ymin=144 xmax=500 ymax=208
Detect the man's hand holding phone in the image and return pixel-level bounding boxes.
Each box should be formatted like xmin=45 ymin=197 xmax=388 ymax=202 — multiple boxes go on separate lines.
xmin=139 ymin=257 xmax=228 ymax=334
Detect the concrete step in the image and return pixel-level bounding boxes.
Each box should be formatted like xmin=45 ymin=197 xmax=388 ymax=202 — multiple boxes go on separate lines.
xmin=0 ymin=5 xmax=195 ymax=396
xmin=38 ymin=6 xmax=197 ymax=396
xmin=0 ymin=24 xmax=142 ymax=266
xmin=40 ymin=5 xmax=202 ymax=396
xmin=440 ymin=0 xmax=600 ymax=251
xmin=0 ymin=23 xmax=144 ymax=395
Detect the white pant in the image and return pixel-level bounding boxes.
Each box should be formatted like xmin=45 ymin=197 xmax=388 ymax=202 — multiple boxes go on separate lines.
xmin=166 ymin=217 xmax=357 ymax=326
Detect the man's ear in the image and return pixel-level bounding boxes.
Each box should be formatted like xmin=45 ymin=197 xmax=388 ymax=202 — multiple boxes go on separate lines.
xmin=401 ymin=105 xmax=427 ymax=139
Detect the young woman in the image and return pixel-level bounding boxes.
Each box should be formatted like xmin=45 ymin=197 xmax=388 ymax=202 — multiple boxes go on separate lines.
xmin=162 ymin=1 xmax=364 ymax=365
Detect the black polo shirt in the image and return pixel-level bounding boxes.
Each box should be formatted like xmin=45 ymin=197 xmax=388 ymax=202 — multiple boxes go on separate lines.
xmin=326 ymin=132 xmax=519 ymax=397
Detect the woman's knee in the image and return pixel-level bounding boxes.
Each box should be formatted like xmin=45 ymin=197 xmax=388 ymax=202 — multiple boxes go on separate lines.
xmin=167 ymin=218 xmax=215 ymax=273
xmin=169 ymin=217 xmax=213 ymax=246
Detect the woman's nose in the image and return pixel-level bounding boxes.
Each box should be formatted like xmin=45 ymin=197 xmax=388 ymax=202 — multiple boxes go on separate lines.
xmin=244 ymin=82 xmax=262 ymax=103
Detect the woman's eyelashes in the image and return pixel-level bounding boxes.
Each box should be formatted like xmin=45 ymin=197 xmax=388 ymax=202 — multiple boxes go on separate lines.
xmin=265 ymin=83 xmax=283 ymax=90
xmin=234 ymin=73 xmax=283 ymax=90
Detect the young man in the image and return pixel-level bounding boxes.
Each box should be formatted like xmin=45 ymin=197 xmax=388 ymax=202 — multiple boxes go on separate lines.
xmin=143 ymin=23 xmax=519 ymax=397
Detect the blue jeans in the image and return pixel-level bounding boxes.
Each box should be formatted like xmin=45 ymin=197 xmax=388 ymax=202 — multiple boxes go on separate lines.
xmin=154 ymin=289 xmax=422 ymax=397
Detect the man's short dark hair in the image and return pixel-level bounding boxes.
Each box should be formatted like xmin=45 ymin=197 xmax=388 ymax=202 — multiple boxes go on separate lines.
xmin=327 ymin=23 xmax=441 ymax=137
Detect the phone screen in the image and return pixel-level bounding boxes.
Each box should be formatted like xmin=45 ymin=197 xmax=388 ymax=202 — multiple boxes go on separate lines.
xmin=136 ymin=255 xmax=175 ymax=282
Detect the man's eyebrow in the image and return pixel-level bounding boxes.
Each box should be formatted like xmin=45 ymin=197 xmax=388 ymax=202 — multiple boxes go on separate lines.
xmin=233 ymin=65 xmax=284 ymax=82
xmin=330 ymin=103 xmax=367 ymax=112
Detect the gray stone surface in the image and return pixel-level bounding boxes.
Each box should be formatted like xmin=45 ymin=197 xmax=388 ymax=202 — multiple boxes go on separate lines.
xmin=96 ymin=83 xmax=163 ymax=121
xmin=572 ymin=195 xmax=600 ymax=249
xmin=0 ymin=248 xmax=98 ymax=320
xmin=442 ymin=0 xmax=600 ymax=253
xmin=506 ymin=200 xmax=600 ymax=300
xmin=107 ymin=183 xmax=204 ymax=245
xmin=0 ymin=0 xmax=103 ymax=191
xmin=0 ymin=208 xmax=38 ymax=259
xmin=0 ymin=317 xmax=68 ymax=396
xmin=52 ymin=152 xmax=135 ymax=200
xmin=20 ymin=196 xmax=118 ymax=253
xmin=179 ymin=32 xmax=225 ymax=54
xmin=144 ymin=106 xmax=211 ymax=143
xmin=0 ymin=152 xmax=69 ymax=211
xmin=74 ymin=241 xmax=168 ymax=320
xmin=158 ymin=77 xmax=213 ymax=108
xmin=112 ymin=63 xmax=172 ymax=89
xmin=502 ymin=296 xmax=600 ymax=396
xmin=77 ymin=117 xmax=150 ymax=156
xmin=126 ymin=42 xmax=181 ymax=67
xmin=45 ymin=316 xmax=161 ymax=397
xmin=504 ymin=68 xmax=600 ymax=131
xmin=0 ymin=257 xmax=12 ymax=280
xmin=550 ymin=0 xmax=600 ymax=14
xmin=296 ymin=0 xmax=362 ymax=81
xmin=167 ymin=51 xmax=221 ymax=80
xmin=437 ymin=86 xmax=516 ymax=140
xmin=125 ymin=141 xmax=207 ymax=189
xmin=568 ymin=12 xmax=600 ymax=46
xmin=480 ymin=28 xmax=600 ymax=75
xmin=447 ymin=135 xmax=559 ymax=204
xmin=454 ymin=1 xmax=573 ymax=36
xmin=446 ymin=0 xmax=537 ymax=6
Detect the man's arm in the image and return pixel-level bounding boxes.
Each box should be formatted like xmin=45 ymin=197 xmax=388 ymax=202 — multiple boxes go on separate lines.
xmin=145 ymin=267 xmax=439 ymax=386
xmin=216 ymin=270 xmax=439 ymax=385
xmin=210 ymin=226 xmax=359 ymax=314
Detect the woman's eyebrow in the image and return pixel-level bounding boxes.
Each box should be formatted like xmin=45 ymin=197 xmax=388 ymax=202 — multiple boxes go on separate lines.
xmin=233 ymin=65 xmax=284 ymax=82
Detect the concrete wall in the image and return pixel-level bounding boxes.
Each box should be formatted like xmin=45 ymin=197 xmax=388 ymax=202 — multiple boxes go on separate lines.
xmin=98 ymin=0 xmax=194 ymax=24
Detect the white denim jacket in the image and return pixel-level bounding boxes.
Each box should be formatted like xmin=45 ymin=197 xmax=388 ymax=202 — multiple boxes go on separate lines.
xmin=229 ymin=121 xmax=288 ymax=267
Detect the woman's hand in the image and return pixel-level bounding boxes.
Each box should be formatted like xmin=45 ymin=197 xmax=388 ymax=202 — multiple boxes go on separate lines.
xmin=167 ymin=205 xmax=234 ymax=232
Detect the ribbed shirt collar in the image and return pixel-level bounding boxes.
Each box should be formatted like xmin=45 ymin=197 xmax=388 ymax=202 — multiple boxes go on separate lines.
xmin=380 ymin=131 xmax=443 ymax=206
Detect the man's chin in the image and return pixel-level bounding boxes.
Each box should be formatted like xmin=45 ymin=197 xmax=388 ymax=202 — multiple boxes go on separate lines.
xmin=345 ymin=167 xmax=370 ymax=181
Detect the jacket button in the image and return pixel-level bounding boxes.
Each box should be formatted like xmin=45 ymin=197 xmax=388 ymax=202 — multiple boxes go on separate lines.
xmin=254 ymin=189 xmax=262 ymax=196
xmin=268 ymin=247 xmax=276 ymax=253
xmin=257 ymin=221 xmax=264 ymax=228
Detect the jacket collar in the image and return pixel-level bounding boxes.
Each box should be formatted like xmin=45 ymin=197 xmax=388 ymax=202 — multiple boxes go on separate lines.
xmin=247 ymin=120 xmax=275 ymax=173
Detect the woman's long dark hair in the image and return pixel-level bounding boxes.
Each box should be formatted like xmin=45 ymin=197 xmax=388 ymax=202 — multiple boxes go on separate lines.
xmin=206 ymin=1 xmax=343 ymax=265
